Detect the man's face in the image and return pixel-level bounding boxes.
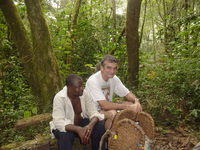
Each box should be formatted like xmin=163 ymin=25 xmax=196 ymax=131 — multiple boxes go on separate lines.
xmin=101 ymin=61 xmax=118 ymax=80
xmin=71 ymin=80 xmax=84 ymax=97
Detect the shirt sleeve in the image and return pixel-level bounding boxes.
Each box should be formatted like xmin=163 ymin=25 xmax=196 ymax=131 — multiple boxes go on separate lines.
xmin=86 ymin=79 xmax=106 ymax=102
xmin=114 ymin=76 xmax=130 ymax=97
xmin=83 ymin=90 xmax=104 ymax=121
xmin=52 ymin=95 xmax=73 ymax=132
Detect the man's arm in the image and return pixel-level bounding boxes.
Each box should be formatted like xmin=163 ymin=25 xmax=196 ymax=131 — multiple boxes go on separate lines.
xmin=65 ymin=124 xmax=82 ymax=133
xmin=65 ymin=124 xmax=89 ymax=144
xmin=87 ymin=117 xmax=99 ymax=129
xmin=52 ymin=96 xmax=74 ymax=132
xmin=82 ymin=117 xmax=99 ymax=144
xmin=98 ymin=100 xmax=127 ymax=111
xmin=65 ymin=117 xmax=99 ymax=144
xmin=125 ymin=92 xmax=142 ymax=112
xmin=125 ymin=92 xmax=137 ymax=103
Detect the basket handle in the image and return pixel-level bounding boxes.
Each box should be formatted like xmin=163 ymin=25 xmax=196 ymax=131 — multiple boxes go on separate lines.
xmin=99 ymin=130 xmax=112 ymax=150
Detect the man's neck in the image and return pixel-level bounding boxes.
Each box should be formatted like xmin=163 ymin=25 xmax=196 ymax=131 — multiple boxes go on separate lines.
xmin=101 ymin=71 xmax=109 ymax=81
xmin=67 ymin=91 xmax=78 ymax=100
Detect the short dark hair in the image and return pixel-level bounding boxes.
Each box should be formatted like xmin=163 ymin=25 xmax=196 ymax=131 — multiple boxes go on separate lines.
xmin=66 ymin=74 xmax=82 ymax=86
xmin=100 ymin=55 xmax=118 ymax=66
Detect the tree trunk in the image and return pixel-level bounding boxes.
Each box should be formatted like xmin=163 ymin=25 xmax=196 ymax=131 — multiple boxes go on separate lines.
xmin=183 ymin=0 xmax=189 ymax=49
xmin=150 ymin=0 xmax=156 ymax=61
xmin=24 ymin=0 xmax=61 ymax=112
xmin=162 ymin=0 xmax=169 ymax=54
xmin=126 ymin=0 xmax=142 ymax=87
xmin=71 ymin=0 xmax=82 ymax=31
xmin=139 ymin=0 xmax=147 ymax=46
xmin=0 ymin=0 xmax=61 ymax=112
xmin=0 ymin=0 xmax=34 ymax=80
xmin=111 ymin=0 xmax=116 ymax=29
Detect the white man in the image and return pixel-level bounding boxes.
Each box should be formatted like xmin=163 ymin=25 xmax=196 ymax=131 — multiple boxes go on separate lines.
xmin=85 ymin=55 xmax=142 ymax=129
xmin=50 ymin=74 xmax=106 ymax=150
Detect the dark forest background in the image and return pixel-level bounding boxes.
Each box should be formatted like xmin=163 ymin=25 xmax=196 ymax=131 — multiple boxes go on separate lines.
xmin=0 ymin=0 xmax=199 ymax=146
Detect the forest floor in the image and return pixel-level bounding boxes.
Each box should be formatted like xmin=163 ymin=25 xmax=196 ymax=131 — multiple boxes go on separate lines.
xmin=1 ymin=126 xmax=199 ymax=150
xmin=152 ymin=126 xmax=199 ymax=150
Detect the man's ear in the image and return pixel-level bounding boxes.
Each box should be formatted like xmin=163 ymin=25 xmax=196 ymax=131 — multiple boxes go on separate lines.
xmin=100 ymin=65 xmax=104 ymax=71
xmin=95 ymin=62 xmax=101 ymax=72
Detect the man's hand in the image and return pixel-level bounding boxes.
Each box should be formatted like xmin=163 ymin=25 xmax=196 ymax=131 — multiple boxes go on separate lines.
xmin=77 ymin=125 xmax=93 ymax=144
xmin=83 ymin=125 xmax=93 ymax=142
xmin=124 ymin=101 xmax=142 ymax=113
xmin=77 ymin=127 xmax=88 ymax=144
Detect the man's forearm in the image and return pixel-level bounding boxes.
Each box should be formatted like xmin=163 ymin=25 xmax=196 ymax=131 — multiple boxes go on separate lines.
xmin=65 ymin=124 xmax=81 ymax=133
xmin=98 ymin=100 xmax=127 ymax=111
xmin=88 ymin=117 xmax=99 ymax=129
xmin=125 ymin=92 xmax=138 ymax=103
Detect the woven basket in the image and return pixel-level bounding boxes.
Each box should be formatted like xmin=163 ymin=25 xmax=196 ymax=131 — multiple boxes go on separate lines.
xmin=99 ymin=110 xmax=155 ymax=150
xmin=111 ymin=110 xmax=155 ymax=140
xmin=135 ymin=112 xmax=155 ymax=140
xmin=109 ymin=119 xmax=145 ymax=150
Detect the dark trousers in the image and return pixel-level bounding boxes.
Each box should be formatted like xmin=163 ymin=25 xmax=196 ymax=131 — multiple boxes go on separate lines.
xmin=52 ymin=118 xmax=106 ymax=150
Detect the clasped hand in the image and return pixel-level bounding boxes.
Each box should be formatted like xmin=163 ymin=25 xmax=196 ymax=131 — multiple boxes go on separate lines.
xmin=77 ymin=125 xmax=92 ymax=144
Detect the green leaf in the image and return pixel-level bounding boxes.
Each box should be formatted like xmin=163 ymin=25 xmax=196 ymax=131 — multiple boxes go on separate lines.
xmin=24 ymin=111 xmax=31 ymax=118
xmin=31 ymin=107 xmax=38 ymax=115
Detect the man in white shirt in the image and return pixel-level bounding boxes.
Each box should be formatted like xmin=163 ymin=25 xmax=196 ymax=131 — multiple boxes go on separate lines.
xmin=86 ymin=55 xmax=142 ymax=129
xmin=50 ymin=74 xmax=105 ymax=150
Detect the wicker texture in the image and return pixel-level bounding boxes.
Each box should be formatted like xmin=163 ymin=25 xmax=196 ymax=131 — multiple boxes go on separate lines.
xmin=104 ymin=110 xmax=155 ymax=150
xmin=136 ymin=112 xmax=155 ymax=140
xmin=111 ymin=109 xmax=137 ymax=130
xmin=112 ymin=110 xmax=155 ymax=140
xmin=109 ymin=119 xmax=145 ymax=150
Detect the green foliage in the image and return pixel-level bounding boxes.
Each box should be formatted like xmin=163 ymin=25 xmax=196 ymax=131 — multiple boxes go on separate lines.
xmin=1 ymin=122 xmax=50 ymax=146
xmin=136 ymin=2 xmax=200 ymax=128
xmin=168 ymin=13 xmax=200 ymax=58
xmin=137 ymin=37 xmax=200 ymax=128
xmin=0 ymin=12 xmax=37 ymax=145
xmin=0 ymin=55 xmax=38 ymax=145
xmin=70 ymin=18 xmax=102 ymax=78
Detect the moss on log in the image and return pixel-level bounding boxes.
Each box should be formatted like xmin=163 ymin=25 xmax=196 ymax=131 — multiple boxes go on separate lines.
xmin=0 ymin=134 xmax=91 ymax=150
xmin=0 ymin=134 xmax=56 ymax=150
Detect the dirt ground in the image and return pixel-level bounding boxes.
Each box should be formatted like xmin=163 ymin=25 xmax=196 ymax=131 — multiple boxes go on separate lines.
xmin=151 ymin=126 xmax=199 ymax=150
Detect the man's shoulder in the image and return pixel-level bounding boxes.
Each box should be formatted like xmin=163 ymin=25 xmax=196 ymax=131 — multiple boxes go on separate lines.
xmin=88 ymin=71 xmax=100 ymax=79
xmin=53 ymin=86 xmax=69 ymax=103
xmin=86 ymin=71 xmax=101 ymax=84
xmin=55 ymin=86 xmax=66 ymax=97
xmin=110 ymin=75 xmax=121 ymax=82
xmin=80 ymin=89 xmax=92 ymax=100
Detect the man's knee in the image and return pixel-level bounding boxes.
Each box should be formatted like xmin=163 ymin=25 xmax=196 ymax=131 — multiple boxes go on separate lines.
xmin=106 ymin=110 xmax=117 ymax=119
xmin=53 ymin=130 xmax=76 ymax=150
xmin=94 ymin=121 xmax=105 ymax=133
xmin=54 ymin=130 xmax=76 ymax=143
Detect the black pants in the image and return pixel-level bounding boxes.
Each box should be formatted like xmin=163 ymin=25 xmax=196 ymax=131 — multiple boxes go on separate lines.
xmin=52 ymin=118 xmax=106 ymax=150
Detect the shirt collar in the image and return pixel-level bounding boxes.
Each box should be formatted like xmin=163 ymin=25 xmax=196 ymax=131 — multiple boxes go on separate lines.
xmin=59 ymin=86 xmax=68 ymax=98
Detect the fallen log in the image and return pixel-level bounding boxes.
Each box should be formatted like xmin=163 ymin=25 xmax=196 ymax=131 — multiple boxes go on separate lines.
xmin=15 ymin=113 xmax=52 ymax=129
xmin=0 ymin=134 xmax=91 ymax=150
xmin=0 ymin=134 xmax=57 ymax=150
xmin=1 ymin=113 xmax=92 ymax=150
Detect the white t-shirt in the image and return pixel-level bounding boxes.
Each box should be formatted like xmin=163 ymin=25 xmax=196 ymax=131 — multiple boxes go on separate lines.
xmin=85 ymin=71 xmax=129 ymax=109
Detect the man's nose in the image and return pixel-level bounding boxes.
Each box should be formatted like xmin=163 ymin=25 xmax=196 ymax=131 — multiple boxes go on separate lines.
xmin=110 ymin=68 xmax=116 ymax=73
xmin=80 ymin=86 xmax=84 ymax=91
